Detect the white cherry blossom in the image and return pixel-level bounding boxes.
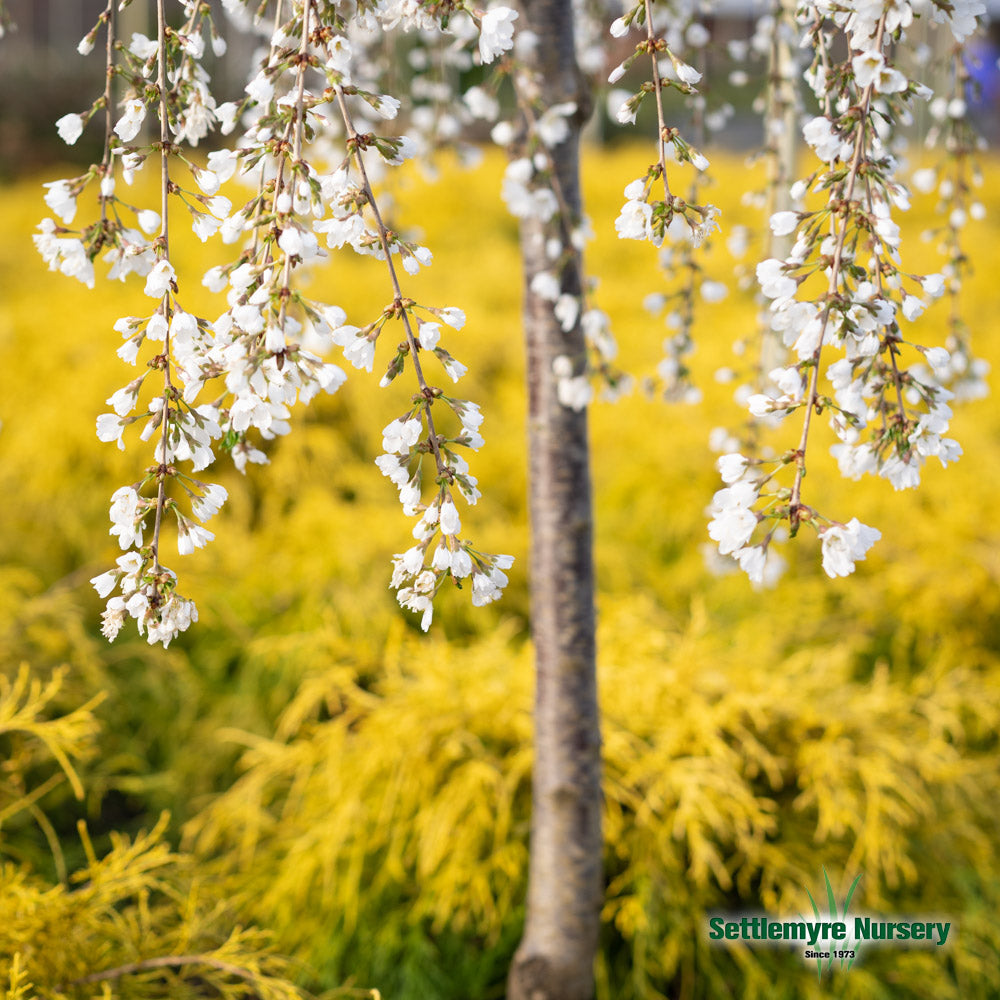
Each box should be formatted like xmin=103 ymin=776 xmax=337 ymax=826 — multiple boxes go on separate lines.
xmin=820 ymin=519 xmax=881 ymax=578
xmin=55 ymin=113 xmax=84 ymax=145
xmin=479 ymin=7 xmax=518 ymax=63
xmin=114 ymin=98 xmax=147 ymax=142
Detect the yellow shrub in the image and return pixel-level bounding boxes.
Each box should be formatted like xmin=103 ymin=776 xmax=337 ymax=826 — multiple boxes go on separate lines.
xmin=0 ymin=667 xmax=308 ymax=1000
xmin=2 ymin=146 xmax=999 ymax=997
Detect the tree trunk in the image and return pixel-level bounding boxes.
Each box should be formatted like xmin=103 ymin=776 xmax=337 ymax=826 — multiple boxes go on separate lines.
xmin=507 ymin=3 xmax=602 ymax=999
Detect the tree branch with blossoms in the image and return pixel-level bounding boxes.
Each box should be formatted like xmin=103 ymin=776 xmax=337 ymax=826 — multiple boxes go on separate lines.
xmin=707 ymin=0 xmax=980 ymax=584
xmin=30 ymin=0 xmax=989 ymax=633
xmin=635 ymin=7 xmax=729 ymax=404
xmin=609 ymin=0 xmax=719 ymax=251
xmin=35 ymin=0 xmax=527 ymax=644
xmin=606 ymin=0 xmax=723 ymax=401
xmin=912 ymin=44 xmax=991 ymax=402
xmin=704 ymin=2 xmax=803 ymax=521
xmin=82 ymin=0 xmax=231 ymax=645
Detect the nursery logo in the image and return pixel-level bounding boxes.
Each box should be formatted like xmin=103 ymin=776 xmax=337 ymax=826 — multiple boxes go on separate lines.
xmin=707 ymin=868 xmax=953 ymax=981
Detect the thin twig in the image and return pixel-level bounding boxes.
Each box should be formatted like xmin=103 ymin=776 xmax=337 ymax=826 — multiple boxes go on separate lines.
xmin=150 ymin=0 xmax=174 ymax=573
xmin=277 ymin=0 xmax=311 ymax=330
xmin=332 ymin=79 xmax=450 ymax=480
xmin=644 ymin=0 xmax=671 ymax=199
xmin=251 ymin=0 xmax=287 ymax=260
xmin=99 ymin=0 xmax=116 ymax=224
xmin=69 ymin=953 xmax=259 ymax=987
xmin=788 ymin=15 xmax=887 ymax=516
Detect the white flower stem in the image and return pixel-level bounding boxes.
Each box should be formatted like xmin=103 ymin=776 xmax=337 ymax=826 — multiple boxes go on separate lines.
xmin=250 ymin=0 xmax=287 ymax=260
xmin=789 ymin=14 xmax=886 ymax=521
xmin=276 ymin=0 xmax=311 ymax=331
xmin=99 ymin=0 xmax=115 ymax=224
xmin=862 ymin=171 xmax=908 ymax=420
xmin=643 ymin=0 xmax=671 ymax=200
xmin=151 ymin=0 xmax=174 ymax=575
xmin=332 ymin=82 xmax=450 ymax=482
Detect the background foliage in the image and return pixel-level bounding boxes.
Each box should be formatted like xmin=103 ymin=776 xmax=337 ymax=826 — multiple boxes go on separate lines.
xmin=1 ymin=146 xmax=999 ymax=998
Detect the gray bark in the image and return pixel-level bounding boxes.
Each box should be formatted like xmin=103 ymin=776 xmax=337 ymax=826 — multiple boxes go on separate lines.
xmin=507 ymin=2 xmax=602 ymax=999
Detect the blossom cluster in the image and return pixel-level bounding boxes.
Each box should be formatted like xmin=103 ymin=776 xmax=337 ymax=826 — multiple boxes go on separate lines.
xmin=705 ymin=0 xmax=982 ymax=584
xmin=37 ymin=0 xmax=246 ymax=644
xmin=37 ymin=0 xmax=518 ymax=644
xmin=486 ymin=20 xmax=631 ymax=410
xmin=32 ymin=0 xmax=989 ymax=631
xmin=606 ymin=0 xmax=729 ymax=401
xmin=315 ymin=8 xmax=517 ymax=631
xmin=608 ymin=0 xmax=719 ymax=252
xmin=700 ymin=5 xmax=805 ymax=479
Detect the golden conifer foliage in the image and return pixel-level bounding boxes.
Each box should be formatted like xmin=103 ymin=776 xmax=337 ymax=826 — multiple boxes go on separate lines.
xmin=182 ymin=597 xmax=1000 ymax=999
xmin=2 ymin=148 xmax=1000 ymax=998
xmin=0 ymin=668 xmax=313 ymax=1000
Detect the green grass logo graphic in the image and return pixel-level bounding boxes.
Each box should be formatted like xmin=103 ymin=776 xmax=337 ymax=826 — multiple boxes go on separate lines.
xmin=804 ymin=868 xmax=864 ymax=980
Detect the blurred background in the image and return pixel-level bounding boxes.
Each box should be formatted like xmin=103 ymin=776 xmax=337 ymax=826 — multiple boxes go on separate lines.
xmin=4 ymin=0 xmax=1000 ymax=177
xmin=2 ymin=5 xmax=1000 ymax=999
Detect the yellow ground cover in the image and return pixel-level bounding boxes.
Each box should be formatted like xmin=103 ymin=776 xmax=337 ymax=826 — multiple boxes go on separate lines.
xmin=1 ymin=146 xmax=999 ymax=998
